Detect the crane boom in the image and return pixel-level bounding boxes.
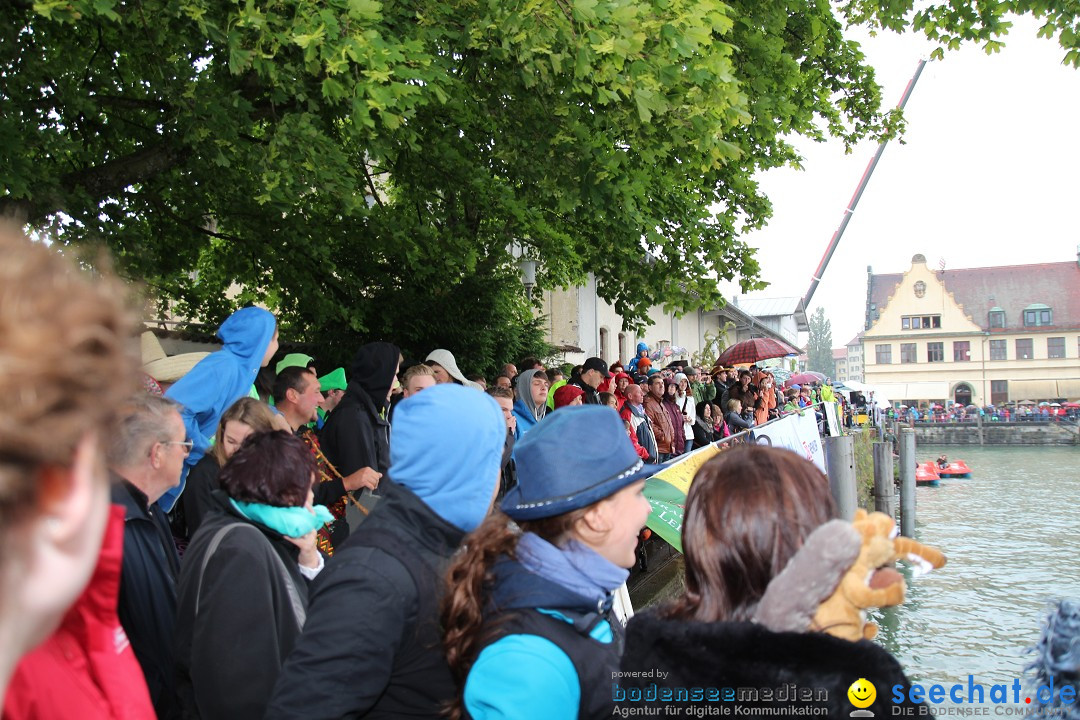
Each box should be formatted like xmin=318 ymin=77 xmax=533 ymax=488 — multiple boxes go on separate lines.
xmin=801 ymin=59 xmax=927 ymax=310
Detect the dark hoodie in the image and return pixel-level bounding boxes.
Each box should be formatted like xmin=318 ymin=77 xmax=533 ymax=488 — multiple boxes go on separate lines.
xmin=319 ymin=342 xmax=399 ymax=477
xmin=463 ymin=541 xmax=625 ymax=719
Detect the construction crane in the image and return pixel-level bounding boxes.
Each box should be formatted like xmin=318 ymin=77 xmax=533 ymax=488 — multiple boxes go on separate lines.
xmin=800 ymin=60 xmax=928 ymax=313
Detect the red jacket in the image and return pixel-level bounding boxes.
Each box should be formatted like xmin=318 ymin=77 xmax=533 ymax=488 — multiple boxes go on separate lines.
xmin=3 ymin=505 xmax=155 ymax=720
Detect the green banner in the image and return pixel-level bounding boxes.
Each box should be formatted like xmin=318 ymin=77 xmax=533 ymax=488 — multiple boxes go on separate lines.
xmin=643 ymin=444 xmax=720 ymax=553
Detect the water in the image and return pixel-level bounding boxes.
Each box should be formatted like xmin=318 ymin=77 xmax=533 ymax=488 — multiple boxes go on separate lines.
xmin=874 ymin=443 xmax=1080 ymax=687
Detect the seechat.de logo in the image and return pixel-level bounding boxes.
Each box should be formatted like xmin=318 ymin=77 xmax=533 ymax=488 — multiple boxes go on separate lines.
xmin=848 ymin=678 xmax=877 ymax=717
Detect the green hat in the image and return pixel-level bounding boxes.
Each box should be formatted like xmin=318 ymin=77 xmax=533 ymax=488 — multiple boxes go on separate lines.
xmin=276 ymin=353 xmax=314 ymax=375
xmin=319 ymin=367 xmax=347 ymax=392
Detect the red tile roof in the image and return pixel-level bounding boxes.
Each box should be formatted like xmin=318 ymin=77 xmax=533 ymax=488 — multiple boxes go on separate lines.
xmin=868 ymin=261 xmax=1080 ymax=332
xmin=832 ymin=348 xmax=847 ymax=360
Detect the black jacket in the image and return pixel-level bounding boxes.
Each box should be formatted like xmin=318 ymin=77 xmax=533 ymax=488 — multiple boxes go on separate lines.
xmin=319 ymin=342 xmax=398 ymax=477
xmin=111 ymin=478 xmax=181 ymax=718
xmin=265 ymin=478 xmax=465 ymax=719
xmin=320 ymin=381 xmax=391 ymax=477
xmin=174 ymin=492 xmax=311 ymax=720
xmin=621 ymin=612 xmax=925 ymax=717
xmin=180 ymin=453 xmax=222 ymax=539
xmin=568 ymin=376 xmax=601 ymax=405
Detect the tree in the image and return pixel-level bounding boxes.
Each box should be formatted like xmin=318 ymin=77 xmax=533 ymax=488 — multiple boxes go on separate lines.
xmin=4 ymin=0 xmax=1076 ymax=366
xmin=807 ymin=307 xmax=836 ymax=378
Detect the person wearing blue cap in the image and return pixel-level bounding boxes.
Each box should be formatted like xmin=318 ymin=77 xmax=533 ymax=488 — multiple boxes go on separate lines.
xmin=441 ymin=405 xmax=659 ymax=720
xmin=265 ymin=383 xmax=507 ymax=719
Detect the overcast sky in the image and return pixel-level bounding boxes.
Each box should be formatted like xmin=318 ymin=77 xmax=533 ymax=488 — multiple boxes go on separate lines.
xmin=722 ymin=16 xmax=1080 ymax=348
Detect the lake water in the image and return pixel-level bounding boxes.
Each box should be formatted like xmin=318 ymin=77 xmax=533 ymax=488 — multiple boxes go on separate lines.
xmin=874 ymin=443 xmax=1080 ymax=687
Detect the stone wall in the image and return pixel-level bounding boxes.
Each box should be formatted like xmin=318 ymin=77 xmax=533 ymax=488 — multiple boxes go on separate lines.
xmin=912 ymin=422 xmax=1079 ymax=446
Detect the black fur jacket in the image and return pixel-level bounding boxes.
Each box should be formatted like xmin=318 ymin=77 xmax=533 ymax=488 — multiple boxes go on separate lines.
xmin=619 ymin=610 xmax=926 ymax=717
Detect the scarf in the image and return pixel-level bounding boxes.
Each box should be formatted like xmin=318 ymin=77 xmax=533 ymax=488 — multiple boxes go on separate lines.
xmin=230 ymin=498 xmax=335 ymax=538
xmin=517 ymin=532 xmax=628 ymax=603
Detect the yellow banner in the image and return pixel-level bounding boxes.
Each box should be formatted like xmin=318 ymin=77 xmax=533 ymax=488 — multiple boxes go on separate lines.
xmin=649 ymin=443 xmax=721 ymax=496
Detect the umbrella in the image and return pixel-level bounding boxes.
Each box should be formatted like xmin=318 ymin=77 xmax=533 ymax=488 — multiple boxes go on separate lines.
xmin=1063 ymin=402 xmax=1080 ymax=408
xmin=786 ymin=372 xmax=824 ymax=387
xmin=1018 ymin=400 xmax=1037 ymax=406
xmin=714 ymin=337 xmax=800 ymax=366
xmin=1038 ymin=401 xmax=1051 ymax=407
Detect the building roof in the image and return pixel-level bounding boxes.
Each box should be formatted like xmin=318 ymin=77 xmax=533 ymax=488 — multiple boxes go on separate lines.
xmin=868 ymin=260 xmax=1080 ymax=332
xmin=734 ymin=296 xmax=802 ymax=317
xmin=832 ymin=348 xmax=847 ymax=360
xmin=844 ymin=332 xmax=864 ymax=347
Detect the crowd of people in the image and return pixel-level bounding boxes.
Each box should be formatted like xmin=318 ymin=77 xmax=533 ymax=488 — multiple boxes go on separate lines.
xmin=3 ymin=226 xmax=931 ymax=719
xmin=888 ymin=403 xmax=1079 ymax=424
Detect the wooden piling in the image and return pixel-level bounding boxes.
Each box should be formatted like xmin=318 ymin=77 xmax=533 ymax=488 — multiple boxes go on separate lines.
xmin=873 ymin=441 xmax=897 ymax=519
xmin=825 ymin=435 xmax=857 ymax=521
xmin=899 ymin=428 xmax=916 ymax=536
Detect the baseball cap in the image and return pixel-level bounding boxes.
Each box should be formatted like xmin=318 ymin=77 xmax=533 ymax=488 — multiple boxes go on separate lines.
xmin=583 ymin=357 xmax=612 ymax=378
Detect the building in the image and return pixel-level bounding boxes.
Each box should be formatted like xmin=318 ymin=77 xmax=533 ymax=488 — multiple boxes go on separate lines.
xmin=833 ymin=348 xmax=848 ymax=382
xmin=861 ymin=253 xmax=1080 ymax=406
xmin=844 ymin=333 xmax=865 ymax=383
xmin=729 ymin=296 xmax=808 ymax=348
xmin=541 ymin=276 xmax=798 ymax=366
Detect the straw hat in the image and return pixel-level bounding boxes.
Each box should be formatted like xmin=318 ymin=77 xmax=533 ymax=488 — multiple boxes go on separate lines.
xmin=140 ymin=331 xmax=210 ymax=384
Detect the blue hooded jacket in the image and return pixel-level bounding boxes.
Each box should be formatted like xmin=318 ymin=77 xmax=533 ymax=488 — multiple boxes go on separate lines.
xmin=511 ymin=369 xmax=547 ymax=443
xmin=389 ymin=383 xmax=504 ymax=532
xmin=161 ymin=307 xmax=276 ymax=511
xmin=626 ymin=341 xmax=650 ymax=374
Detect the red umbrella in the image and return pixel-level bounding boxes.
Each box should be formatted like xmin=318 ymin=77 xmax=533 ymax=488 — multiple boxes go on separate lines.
xmin=785 ymin=372 xmax=823 ymax=387
xmin=714 ymin=338 xmax=800 ymax=366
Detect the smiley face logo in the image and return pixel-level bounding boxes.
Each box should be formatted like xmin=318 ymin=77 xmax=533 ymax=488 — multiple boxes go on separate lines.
xmin=847 ymin=678 xmax=876 ymax=709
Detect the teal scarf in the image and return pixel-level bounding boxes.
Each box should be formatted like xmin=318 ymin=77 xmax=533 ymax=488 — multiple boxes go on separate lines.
xmin=229 ymin=499 xmax=334 ymax=538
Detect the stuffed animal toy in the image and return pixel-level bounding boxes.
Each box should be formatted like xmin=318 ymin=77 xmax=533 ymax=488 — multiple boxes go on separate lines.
xmin=753 ymin=509 xmax=946 ymax=643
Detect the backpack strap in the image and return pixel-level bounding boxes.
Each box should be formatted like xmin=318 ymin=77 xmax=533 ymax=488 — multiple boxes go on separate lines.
xmin=195 ymin=522 xmax=307 ymax=629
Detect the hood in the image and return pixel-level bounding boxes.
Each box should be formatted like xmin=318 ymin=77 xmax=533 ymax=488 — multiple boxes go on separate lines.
xmin=217 ymin=306 xmax=276 ymax=368
xmin=515 ymin=369 xmax=548 ymax=421
xmin=425 ymin=349 xmax=483 ymax=390
xmin=389 ymin=383 xmax=504 ymax=532
xmin=348 ymin=342 xmax=400 ymax=412
xmin=491 ymin=556 xmax=599 ymax=614
xmin=636 ymin=341 xmax=649 ymax=354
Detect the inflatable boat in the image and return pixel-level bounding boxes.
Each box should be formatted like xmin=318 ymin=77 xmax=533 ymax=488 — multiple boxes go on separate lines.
xmin=933 ymin=460 xmax=972 ymax=478
xmin=916 ymin=462 xmax=941 ymax=486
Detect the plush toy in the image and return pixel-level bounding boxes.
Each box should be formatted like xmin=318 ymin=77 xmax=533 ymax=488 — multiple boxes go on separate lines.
xmin=753 ymin=509 xmax=946 ymax=643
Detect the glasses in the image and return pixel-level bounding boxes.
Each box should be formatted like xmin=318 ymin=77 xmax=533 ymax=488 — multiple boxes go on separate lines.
xmin=162 ymin=440 xmax=194 ymax=455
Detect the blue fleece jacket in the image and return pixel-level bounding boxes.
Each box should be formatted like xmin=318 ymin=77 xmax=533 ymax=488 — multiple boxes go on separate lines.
xmin=161 ymin=307 xmax=276 ymax=511
xmin=389 ymin=383 xmax=504 ymax=532
xmin=464 ymin=536 xmax=627 ymax=719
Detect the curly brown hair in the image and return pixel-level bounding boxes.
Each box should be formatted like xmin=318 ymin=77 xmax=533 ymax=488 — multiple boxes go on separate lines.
xmin=0 ymin=224 xmax=139 ymax=559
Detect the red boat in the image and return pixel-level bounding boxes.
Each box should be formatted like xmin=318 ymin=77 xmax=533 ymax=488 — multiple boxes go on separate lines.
xmin=916 ymin=463 xmax=941 ymax=486
xmin=930 ymin=460 xmax=972 ymax=478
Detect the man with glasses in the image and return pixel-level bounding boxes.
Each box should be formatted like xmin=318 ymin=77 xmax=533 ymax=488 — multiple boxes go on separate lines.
xmin=107 ymin=395 xmax=186 ymax=718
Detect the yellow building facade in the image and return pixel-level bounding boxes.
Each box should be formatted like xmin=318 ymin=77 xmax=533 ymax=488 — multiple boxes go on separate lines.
xmin=862 ymin=254 xmax=1080 ymax=407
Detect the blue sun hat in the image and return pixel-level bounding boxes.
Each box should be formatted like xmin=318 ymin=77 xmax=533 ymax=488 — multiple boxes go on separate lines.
xmin=501 ymin=405 xmax=662 ymax=521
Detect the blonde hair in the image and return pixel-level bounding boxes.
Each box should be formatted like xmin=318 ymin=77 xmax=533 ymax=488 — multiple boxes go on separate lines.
xmin=211 ymin=397 xmax=277 ymax=466
xmin=0 ymin=224 xmax=138 ymax=555
xmin=401 ymin=363 xmax=435 ymax=387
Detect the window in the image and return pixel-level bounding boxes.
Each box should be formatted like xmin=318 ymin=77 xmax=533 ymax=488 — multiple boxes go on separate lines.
xmin=927 ymin=342 xmax=944 ymax=363
xmin=618 ymin=333 xmax=626 ymax=364
xmin=991 ymin=380 xmax=1008 ymax=406
xmin=1016 ymin=338 xmax=1033 ymax=360
xmin=989 ymin=339 xmax=1007 ymax=361
xmin=875 ymin=344 xmax=892 ymax=364
xmin=902 ymin=315 xmax=941 ymax=330
xmin=953 ymin=341 xmax=970 ymax=362
xmin=1023 ymin=305 xmax=1053 ymax=327
xmin=900 ymin=343 xmax=917 ymax=363
xmin=1048 ymin=337 xmax=1065 ymax=359
xmin=989 ymin=310 xmax=1005 ymax=328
